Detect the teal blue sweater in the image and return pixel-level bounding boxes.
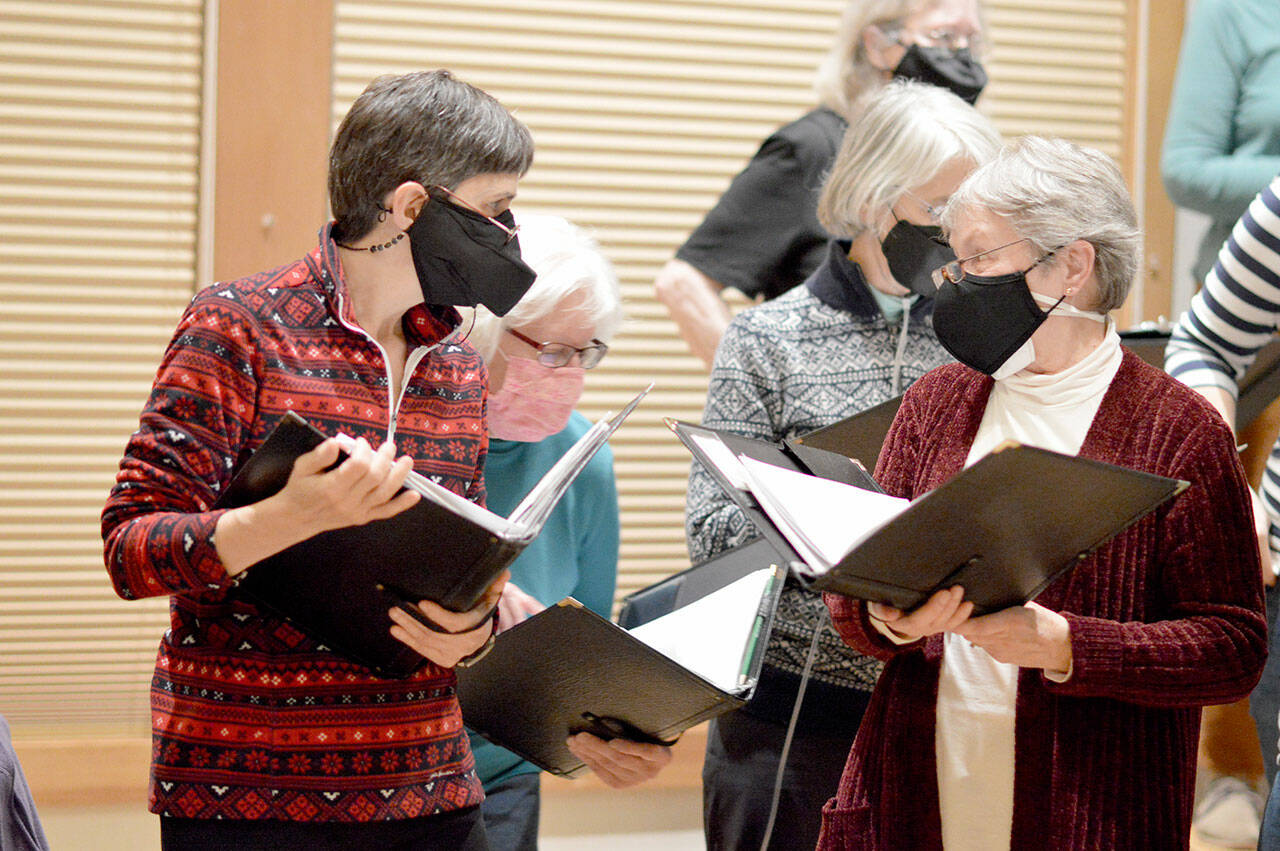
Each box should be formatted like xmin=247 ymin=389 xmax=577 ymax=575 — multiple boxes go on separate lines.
xmin=1161 ymin=0 xmax=1280 ymax=282
xmin=467 ymin=411 xmax=620 ymax=786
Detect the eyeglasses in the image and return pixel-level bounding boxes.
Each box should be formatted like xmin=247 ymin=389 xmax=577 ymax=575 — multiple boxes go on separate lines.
xmin=507 ymin=328 xmax=609 ymax=369
xmin=896 ymin=188 xmax=944 ymax=224
xmin=931 ymin=237 xmax=1060 ymax=288
xmin=428 ymin=184 xmax=520 ymax=246
xmin=913 ymin=27 xmax=982 ymax=52
xmin=879 ymin=23 xmax=983 ymax=53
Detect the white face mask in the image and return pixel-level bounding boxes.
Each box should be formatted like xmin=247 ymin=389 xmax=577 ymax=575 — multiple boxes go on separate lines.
xmin=991 ymin=338 xmax=1036 ymax=380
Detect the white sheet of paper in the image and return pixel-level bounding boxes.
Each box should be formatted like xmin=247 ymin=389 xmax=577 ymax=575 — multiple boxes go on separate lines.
xmin=737 ymin=455 xmax=909 ymax=570
xmin=627 ymin=567 xmax=775 ymax=693
xmin=689 ymin=431 xmax=751 ymax=490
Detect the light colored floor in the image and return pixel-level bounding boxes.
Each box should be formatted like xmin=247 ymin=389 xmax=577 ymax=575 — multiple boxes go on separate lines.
xmin=37 ymin=784 xmax=706 ymax=851
xmin=37 ymin=799 xmax=1251 ymax=850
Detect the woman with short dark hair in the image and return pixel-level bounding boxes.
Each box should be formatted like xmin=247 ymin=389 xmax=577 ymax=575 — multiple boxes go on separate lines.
xmin=103 ymin=69 xmax=535 ymax=850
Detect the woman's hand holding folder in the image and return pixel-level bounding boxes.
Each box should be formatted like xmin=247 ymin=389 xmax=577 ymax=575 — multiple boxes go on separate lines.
xmin=388 ymin=571 xmax=510 ymax=669
xmin=214 ymin=436 xmax=420 ymax=577
xmin=868 ymin=588 xmax=1073 ymax=675
xmin=565 ymin=732 xmax=673 ymax=789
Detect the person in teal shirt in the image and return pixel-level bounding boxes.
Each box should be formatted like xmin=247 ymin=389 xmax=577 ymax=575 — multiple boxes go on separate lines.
xmin=1161 ymin=0 xmax=1280 ymax=285
xmin=464 ymin=212 xmax=673 ymax=849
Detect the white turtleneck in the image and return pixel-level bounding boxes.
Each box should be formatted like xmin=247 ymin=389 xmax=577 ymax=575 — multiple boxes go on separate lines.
xmin=936 ymin=321 xmax=1122 ymax=851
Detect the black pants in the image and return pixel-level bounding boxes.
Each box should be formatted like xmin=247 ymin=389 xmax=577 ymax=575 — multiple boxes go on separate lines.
xmin=160 ymin=806 xmax=489 ymax=851
xmin=702 ymin=710 xmax=852 ymax=851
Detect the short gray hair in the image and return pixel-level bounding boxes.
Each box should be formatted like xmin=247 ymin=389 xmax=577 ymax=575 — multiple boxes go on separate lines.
xmin=812 ymin=0 xmax=936 ymax=118
xmin=941 ymin=136 xmax=1141 ymax=312
xmin=465 ymin=213 xmax=624 ymax=363
xmin=329 ymin=70 xmax=534 ymax=242
xmin=817 ymin=80 xmax=1001 ymax=238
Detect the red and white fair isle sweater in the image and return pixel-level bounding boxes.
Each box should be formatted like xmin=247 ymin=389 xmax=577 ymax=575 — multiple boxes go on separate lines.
xmin=819 ymin=352 xmax=1267 ymax=850
xmin=102 ymin=228 xmax=490 ymax=822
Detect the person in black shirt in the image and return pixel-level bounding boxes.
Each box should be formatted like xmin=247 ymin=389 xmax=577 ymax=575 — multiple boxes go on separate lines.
xmin=654 ymin=0 xmax=986 ymax=366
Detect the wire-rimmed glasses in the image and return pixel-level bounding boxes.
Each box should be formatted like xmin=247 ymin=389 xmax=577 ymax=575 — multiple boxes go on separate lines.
xmin=507 ymin=328 xmax=609 ymax=369
xmin=931 ymin=237 xmax=1065 ymax=288
xmin=429 ymin=184 xmax=520 ymax=246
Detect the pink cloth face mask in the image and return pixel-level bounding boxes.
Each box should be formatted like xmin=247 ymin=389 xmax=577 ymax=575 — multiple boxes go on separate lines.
xmin=487 ymin=355 xmax=585 ymax=442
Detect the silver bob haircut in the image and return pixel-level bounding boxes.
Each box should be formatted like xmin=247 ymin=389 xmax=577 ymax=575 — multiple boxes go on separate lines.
xmin=813 ymin=0 xmax=941 ymax=118
xmin=941 ymin=136 xmax=1141 ymax=313
xmin=817 ymin=80 xmax=1001 ymax=239
xmin=465 ymin=212 xmax=624 ymax=363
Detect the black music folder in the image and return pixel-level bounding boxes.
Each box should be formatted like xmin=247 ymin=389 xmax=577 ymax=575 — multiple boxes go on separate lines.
xmin=455 ymin=540 xmax=786 ymax=777
xmin=214 ymin=387 xmax=649 ymax=678
xmin=787 ymin=395 xmax=903 ymax=472
xmin=671 ymin=421 xmax=1186 ymax=616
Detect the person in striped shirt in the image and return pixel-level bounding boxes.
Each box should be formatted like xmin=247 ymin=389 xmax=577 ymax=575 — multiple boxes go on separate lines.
xmin=1165 ymin=175 xmax=1280 ymax=848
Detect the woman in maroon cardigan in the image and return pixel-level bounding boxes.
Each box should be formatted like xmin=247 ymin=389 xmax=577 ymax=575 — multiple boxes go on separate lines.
xmin=818 ymin=136 xmax=1267 ymax=850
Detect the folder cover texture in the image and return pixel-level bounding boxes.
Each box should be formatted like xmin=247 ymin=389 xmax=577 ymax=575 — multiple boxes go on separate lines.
xmin=213 ymin=395 xmax=645 ymax=677
xmin=456 ymin=541 xmax=785 ymax=776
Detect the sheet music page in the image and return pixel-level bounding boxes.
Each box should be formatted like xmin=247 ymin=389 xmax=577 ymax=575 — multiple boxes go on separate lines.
xmin=737 ymin=455 xmax=909 ymax=570
xmin=688 ymin=431 xmax=751 ymax=490
xmin=334 ymin=434 xmax=517 ymax=537
xmin=627 ymin=567 xmax=775 ymax=693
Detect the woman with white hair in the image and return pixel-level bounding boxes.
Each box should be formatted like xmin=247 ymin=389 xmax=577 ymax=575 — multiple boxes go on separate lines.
xmin=463 ymin=212 xmax=670 ymax=849
xmin=818 ymin=136 xmax=1267 ymax=849
xmin=655 ymin=0 xmax=986 ymax=366
xmin=686 ymin=80 xmax=1000 ymax=850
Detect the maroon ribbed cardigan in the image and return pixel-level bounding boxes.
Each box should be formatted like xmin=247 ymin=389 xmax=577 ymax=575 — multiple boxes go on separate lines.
xmin=818 ymin=351 xmax=1267 ymax=850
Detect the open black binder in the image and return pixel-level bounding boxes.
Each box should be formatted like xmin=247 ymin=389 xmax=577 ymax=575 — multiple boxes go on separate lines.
xmin=788 ymin=395 xmax=903 ymax=472
xmin=670 ymin=418 xmax=883 ymax=574
xmin=214 ymin=388 xmax=647 ymax=678
xmin=671 ymin=420 xmax=1187 ymax=615
xmin=455 ymin=539 xmax=786 ymax=777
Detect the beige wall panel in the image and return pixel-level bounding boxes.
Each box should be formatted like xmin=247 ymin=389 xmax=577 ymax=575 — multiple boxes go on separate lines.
xmin=0 ymin=0 xmax=205 ymax=736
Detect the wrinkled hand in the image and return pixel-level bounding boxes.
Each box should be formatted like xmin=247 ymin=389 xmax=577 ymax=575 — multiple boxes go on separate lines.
xmin=565 ymin=732 xmax=673 ymax=789
xmin=867 ymin=586 xmax=973 ymax=640
xmin=953 ymin=601 xmax=1072 ymax=674
xmin=1250 ymin=488 xmax=1275 ymax=587
xmin=496 ymin=582 xmax=545 ymax=633
xmin=282 ymin=437 xmax=419 ymax=536
xmin=388 ymin=571 xmax=509 ymax=668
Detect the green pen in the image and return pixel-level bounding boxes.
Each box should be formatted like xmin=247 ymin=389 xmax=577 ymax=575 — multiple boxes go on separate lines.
xmin=738 ymin=565 xmax=781 ymax=685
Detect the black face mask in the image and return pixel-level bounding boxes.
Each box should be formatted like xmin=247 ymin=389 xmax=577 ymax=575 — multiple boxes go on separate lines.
xmin=893 ymin=44 xmax=987 ymax=105
xmin=932 ymin=269 xmax=1061 ymax=375
xmin=881 ymin=218 xmax=955 ymax=298
xmin=407 ymin=195 xmax=536 ymax=316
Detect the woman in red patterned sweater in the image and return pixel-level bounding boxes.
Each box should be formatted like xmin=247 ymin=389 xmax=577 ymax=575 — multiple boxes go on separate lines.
xmin=102 ymin=70 xmax=536 ymax=850
xmin=817 ymin=137 xmax=1268 ymax=850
